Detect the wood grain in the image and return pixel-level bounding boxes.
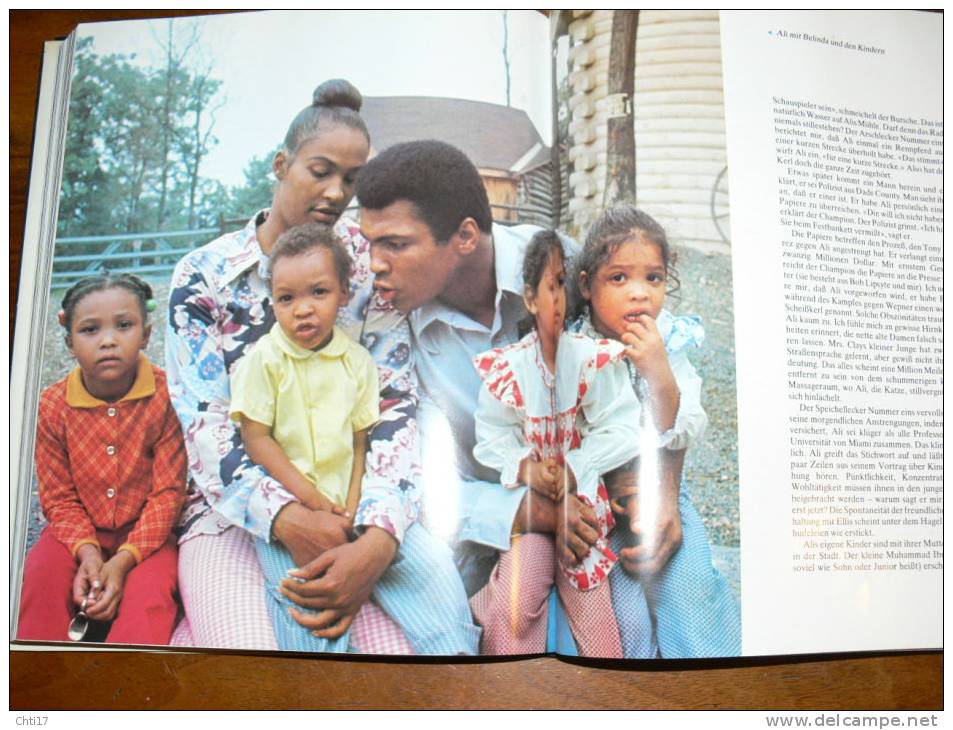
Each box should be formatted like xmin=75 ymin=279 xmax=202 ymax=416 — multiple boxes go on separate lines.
xmin=9 ymin=649 xmax=944 ymax=710
xmin=9 ymin=9 xmax=942 ymax=711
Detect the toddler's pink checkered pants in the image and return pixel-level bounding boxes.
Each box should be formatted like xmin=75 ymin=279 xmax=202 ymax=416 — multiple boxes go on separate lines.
xmin=170 ymin=527 xmax=413 ymax=654
xmin=470 ymin=534 xmax=622 ymax=657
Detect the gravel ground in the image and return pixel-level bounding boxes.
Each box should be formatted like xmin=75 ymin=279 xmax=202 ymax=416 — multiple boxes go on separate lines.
xmin=667 ymin=245 xmax=740 ymax=549
xmin=669 ymin=245 xmax=741 ymax=596
xmin=20 ymin=247 xmax=740 ymax=594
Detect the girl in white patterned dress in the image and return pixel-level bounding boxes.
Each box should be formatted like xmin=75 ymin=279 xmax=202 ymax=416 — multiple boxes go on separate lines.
xmin=469 ymin=230 xmax=641 ymax=656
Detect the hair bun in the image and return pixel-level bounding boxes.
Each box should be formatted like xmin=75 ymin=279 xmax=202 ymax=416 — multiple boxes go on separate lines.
xmin=312 ymin=79 xmax=362 ymax=113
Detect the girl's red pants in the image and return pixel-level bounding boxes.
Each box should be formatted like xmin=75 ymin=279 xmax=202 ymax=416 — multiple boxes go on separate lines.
xmin=17 ymin=526 xmax=179 ymax=644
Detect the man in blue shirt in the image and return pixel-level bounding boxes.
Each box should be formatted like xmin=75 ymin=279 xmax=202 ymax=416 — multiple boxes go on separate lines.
xmin=355 ymin=140 xmax=739 ymax=658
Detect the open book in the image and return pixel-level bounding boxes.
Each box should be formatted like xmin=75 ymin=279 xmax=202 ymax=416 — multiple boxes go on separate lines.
xmin=10 ymin=9 xmax=942 ymax=660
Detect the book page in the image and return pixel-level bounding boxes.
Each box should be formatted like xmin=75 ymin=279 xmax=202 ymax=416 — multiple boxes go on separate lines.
xmin=10 ymin=10 xmax=558 ymax=657
xmin=720 ymin=10 xmax=942 ymax=655
xmin=11 ymin=9 xmax=938 ymax=662
xmin=9 ymin=39 xmax=67 ymax=637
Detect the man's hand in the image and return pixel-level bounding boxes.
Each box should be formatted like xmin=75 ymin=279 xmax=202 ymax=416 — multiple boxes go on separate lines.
xmin=271 ymin=502 xmax=352 ymax=567
xmin=617 ymin=493 xmax=682 ymax=576
xmin=554 ymin=462 xmax=577 ymax=498
xmin=615 ymin=449 xmax=685 ymax=576
xmin=605 ymin=464 xmax=639 ymax=519
xmin=555 ymin=494 xmax=600 ymax=567
xmin=72 ymin=543 xmax=103 ymax=608
xmin=281 ymin=527 xmax=398 ymax=638
xmin=511 ymin=489 xmax=557 ymax=535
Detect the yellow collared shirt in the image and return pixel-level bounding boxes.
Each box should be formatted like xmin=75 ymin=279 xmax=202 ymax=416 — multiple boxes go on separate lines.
xmin=230 ymin=323 xmax=380 ymax=507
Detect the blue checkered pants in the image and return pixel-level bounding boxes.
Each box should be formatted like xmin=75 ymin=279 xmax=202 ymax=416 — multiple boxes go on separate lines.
xmin=607 ymin=489 xmax=742 ymax=658
xmin=257 ymin=522 xmax=482 ymax=654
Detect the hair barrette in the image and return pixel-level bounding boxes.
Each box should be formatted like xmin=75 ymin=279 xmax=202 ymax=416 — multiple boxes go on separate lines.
xmin=57 ymin=310 xmax=67 ymax=327
xmin=145 ymin=298 xmax=157 ymax=313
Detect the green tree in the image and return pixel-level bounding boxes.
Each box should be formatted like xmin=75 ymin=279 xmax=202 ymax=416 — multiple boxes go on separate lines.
xmin=226 ymin=148 xmax=278 ymax=220
xmin=57 ymin=21 xmax=225 ymax=242
xmin=179 ymin=66 xmax=224 ymax=228
xmin=57 ymin=37 xmax=125 ymax=238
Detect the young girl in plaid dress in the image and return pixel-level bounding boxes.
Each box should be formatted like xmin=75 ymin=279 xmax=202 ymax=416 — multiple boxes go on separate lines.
xmin=17 ymin=273 xmax=187 ymax=644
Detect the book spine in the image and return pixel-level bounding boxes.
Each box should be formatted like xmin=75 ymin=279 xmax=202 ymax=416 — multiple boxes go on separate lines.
xmin=9 ymin=30 xmax=77 ymax=639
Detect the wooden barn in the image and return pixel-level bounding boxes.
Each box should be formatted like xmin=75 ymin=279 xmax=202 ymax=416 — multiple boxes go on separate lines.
xmin=361 ymin=96 xmax=556 ymax=227
xmin=552 ymin=9 xmax=731 ymax=252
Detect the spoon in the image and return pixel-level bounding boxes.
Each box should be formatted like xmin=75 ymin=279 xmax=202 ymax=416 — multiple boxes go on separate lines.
xmin=67 ymin=598 xmax=90 ymax=641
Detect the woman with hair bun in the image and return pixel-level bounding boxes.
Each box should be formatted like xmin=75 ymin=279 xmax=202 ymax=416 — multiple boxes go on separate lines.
xmin=165 ymin=80 xmax=479 ymax=654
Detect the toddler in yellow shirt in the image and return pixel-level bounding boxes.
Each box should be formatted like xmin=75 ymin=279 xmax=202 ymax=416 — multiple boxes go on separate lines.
xmin=231 ymin=223 xmax=379 ymax=523
xmin=230 ymin=222 xmax=379 ymax=652
xmin=231 ymin=221 xmax=481 ymax=656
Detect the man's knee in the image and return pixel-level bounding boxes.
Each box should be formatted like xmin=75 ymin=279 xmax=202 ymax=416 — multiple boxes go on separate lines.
xmin=395 ymin=524 xmax=458 ymax=580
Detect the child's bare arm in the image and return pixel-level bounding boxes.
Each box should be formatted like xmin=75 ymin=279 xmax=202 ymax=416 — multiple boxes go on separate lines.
xmin=240 ymin=416 xmax=336 ymax=512
xmin=344 ymin=429 xmax=369 ymax=522
xmin=620 ymin=317 xmax=679 ymax=432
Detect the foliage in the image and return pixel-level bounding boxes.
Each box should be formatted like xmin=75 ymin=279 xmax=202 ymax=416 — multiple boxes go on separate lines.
xmin=223 ymin=148 xmax=279 ymax=222
xmin=57 ymin=26 xmax=275 ymax=242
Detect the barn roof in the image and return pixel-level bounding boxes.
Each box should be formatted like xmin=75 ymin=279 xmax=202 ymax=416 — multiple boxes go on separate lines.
xmin=361 ymin=96 xmax=550 ymax=173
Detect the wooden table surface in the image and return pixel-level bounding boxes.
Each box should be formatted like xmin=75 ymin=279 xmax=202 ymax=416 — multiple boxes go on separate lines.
xmin=9 ymin=10 xmax=942 ymax=711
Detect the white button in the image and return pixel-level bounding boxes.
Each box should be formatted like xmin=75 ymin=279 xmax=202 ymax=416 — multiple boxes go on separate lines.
xmin=106 ymin=445 xmax=116 ymax=455
xmin=106 ymin=488 xmax=116 ymax=499
xmin=107 ymin=408 xmax=117 ymax=417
